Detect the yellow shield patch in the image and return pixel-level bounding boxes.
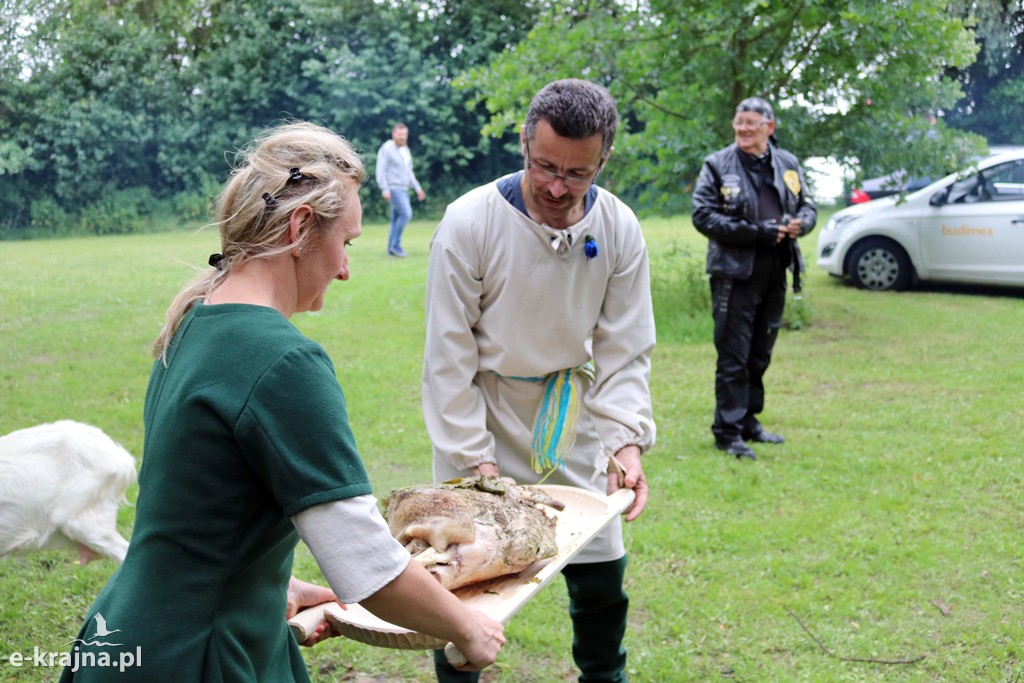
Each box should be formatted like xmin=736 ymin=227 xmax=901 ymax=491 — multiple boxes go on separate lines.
xmin=783 ymin=170 xmax=801 ymax=195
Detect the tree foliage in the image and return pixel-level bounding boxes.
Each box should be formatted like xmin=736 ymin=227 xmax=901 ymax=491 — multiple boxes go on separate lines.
xmin=0 ymin=0 xmax=1020 ymax=234
xmin=944 ymin=0 xmax=1024 ymax=144
xmin=0 ymin=0 xmax=537 ymax=233
xmin=458 ymin=0 xmax=988 ymax=213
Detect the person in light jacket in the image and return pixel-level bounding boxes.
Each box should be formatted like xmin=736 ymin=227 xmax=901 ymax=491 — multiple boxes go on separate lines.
xmin=375 ymin=123 xmax=425 ymax=257
xmin=423 ymin=79 xmax=654 ymax=683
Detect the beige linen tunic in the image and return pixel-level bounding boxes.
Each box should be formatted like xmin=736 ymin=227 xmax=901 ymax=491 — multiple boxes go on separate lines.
xmin=422 ymin=177 xmax=656 ymax=563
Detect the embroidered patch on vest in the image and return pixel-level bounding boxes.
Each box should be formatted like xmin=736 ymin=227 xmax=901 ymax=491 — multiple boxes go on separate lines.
xmin=783 ymin=169 xmax=801 ymax=195
xmin=720 ymin=174 xmax=742 ymax=211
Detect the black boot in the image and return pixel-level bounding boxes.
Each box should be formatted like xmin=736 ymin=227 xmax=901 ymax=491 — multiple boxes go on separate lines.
xmin=563 ymin=557 xmax=629 ymax=682
xmin=433 ymin=647 xmax=480 ymax=683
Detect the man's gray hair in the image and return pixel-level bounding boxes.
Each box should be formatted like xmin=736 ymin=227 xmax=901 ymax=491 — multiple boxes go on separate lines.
xmin=735 ymin=97 xmax=775 ymax=122
xmin=523 ymin=79 xmax=619 ymax=156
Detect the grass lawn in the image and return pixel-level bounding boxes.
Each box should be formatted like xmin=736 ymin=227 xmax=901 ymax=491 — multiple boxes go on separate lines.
xmin=0 ymin=209 xmax=1021 ymax=682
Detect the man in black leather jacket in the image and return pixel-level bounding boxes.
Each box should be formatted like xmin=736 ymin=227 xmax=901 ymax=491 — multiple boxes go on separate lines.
xmin=692 ymin=97 xmax=816 ymax=460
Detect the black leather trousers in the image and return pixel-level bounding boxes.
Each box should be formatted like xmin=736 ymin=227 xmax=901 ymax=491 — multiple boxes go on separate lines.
xmin=710 ymin=251 xmax=787 ymax=443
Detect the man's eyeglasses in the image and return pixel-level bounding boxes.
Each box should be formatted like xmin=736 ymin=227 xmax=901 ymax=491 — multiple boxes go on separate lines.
xmin=525 ymin=141 xmax=604 ymax=190
xmin=732 ymin=118 xmax=770 ymax=130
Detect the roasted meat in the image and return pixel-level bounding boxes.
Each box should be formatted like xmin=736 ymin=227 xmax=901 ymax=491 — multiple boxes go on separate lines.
xmin=383 ymin=476 xmax=564 ymax=590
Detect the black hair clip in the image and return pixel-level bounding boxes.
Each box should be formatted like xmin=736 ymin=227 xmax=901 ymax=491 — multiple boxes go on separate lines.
xmin=288 ymin=168 xmax=304 ymax=183
xmin=262 ymin=192 xmax=278 ymax=207
xmin=584 ymin=235 xmax=599 ymax=260
xmin=209 ymin=253 xmax=225 ymax=270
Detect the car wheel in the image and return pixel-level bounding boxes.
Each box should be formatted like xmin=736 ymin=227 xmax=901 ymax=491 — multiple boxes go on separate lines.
xmin=847 ymin=238 xmax=913 ymax=291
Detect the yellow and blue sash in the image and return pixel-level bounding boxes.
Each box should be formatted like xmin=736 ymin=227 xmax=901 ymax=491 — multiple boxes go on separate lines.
xmin=506 ymin=363 xmax=595 ymax=478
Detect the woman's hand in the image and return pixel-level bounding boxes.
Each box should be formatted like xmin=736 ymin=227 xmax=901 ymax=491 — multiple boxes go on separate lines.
xmin=449 ymin=610 xmax=506 ymax=671
xmin=286 ymin=576 xmax=345 ymax=646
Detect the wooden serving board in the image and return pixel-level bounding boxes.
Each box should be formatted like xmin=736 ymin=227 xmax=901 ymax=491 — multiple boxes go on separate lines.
xmin=289 ymin=485 xmax=635 ymax=649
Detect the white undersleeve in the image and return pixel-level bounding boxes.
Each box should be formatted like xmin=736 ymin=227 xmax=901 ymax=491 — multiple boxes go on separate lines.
xmin=292 ymin=495 xmax=410 ymax=604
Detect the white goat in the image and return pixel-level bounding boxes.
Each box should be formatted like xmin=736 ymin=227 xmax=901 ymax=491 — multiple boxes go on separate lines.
xmin=0 ymin=420 xmax=136 ymax=565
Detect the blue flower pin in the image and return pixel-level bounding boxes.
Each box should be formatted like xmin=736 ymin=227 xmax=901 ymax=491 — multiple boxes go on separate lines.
xmin=584 ymin=235 xmax=599 ymax=260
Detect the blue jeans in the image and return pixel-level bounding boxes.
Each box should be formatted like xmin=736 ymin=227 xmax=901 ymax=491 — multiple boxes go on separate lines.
xmin=388 ymin=189 xmax=412 ymax=253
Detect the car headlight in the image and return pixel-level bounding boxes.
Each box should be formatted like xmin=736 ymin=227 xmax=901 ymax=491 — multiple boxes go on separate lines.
xmin=824 ymin=213 xmax=859 ymax=232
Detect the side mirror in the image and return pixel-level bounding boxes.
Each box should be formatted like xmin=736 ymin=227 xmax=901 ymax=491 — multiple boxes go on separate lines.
xmin=929 ymin=190 xmax=948 ymax=207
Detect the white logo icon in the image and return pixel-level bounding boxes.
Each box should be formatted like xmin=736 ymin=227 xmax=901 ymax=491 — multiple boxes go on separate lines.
xmin=68 ymin=613 xmax=123 ymax=647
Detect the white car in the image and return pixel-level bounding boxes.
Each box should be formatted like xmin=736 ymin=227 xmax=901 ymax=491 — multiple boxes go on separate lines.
xmin=817 ymin=149 xmax=1024 ymax=291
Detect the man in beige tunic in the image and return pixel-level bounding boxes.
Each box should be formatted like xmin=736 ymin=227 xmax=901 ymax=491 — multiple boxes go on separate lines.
xmin=422 ymin=79 xmax=655 ymax=683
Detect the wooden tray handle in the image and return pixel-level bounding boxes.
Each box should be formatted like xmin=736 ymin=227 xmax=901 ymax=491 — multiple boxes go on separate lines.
xmin=288 ymin=602 xmax=345 ymax=643
xmin=289 ymin=601 xmax=464 ymax=665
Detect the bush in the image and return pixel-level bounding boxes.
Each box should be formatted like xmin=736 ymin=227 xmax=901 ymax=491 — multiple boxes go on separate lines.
xmin=649 ymin=242 xmax=712 ymax=343
xmin=78 ymin=187 xmax=159 ymax=235
xmin=171 ymin=173 xmax=221 ymax=223
xmin=30 ymin=198 xmax=69 ymax=236
xmin=171 ymin=190 xmax=214 ymax=223
xmin=783 ymin=288 xmax=814 ymax=330
xmin=650 ymin=242 xmax=814 ymax=342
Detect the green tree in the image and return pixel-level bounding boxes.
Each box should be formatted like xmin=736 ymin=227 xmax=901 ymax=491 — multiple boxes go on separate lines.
xmin=1 ymin=0 xmax=204 ymax=225
xmin=0 ymin=0 xmax=540 ymax=233
xmin=296 ymin=0 xmax=538 ymax=219
xmin=0 ymin=0 xmax=45 ymax=227
xmin=458 ymin=0 xmax=987 ymax=214
xmin=944 ymin=0 xmax=1024 ymax=144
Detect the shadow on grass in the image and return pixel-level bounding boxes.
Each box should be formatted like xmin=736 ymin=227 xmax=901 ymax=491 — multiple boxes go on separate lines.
xmin=912 ymin=280 xmax=1024 ymax=299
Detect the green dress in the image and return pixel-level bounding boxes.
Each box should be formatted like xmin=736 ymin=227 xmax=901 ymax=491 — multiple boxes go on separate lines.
xmin=61 ymin=304 xmax=373 ymax=682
